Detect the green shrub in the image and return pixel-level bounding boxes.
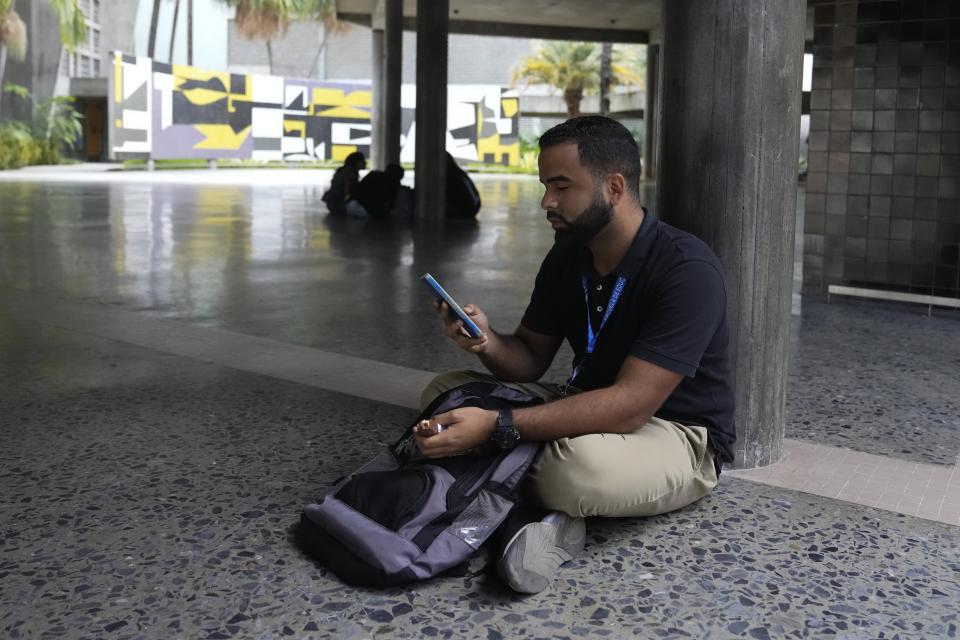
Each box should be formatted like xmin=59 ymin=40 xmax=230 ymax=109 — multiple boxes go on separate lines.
xmin=518 ymin=132 xmax=540 ymax=156
xmin=0 ymin=122 xmax=43 ymax=169
xmin=1 ymin=82 xmax=83 ymax=168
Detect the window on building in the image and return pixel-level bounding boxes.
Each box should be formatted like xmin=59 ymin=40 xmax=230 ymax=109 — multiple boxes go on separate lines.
xmin=67 ymin=2 xmax=102 ymax=78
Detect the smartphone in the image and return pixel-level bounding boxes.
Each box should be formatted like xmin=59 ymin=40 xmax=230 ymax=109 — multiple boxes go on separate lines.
xmin=420 ymin=273 xmax=485 ymax=339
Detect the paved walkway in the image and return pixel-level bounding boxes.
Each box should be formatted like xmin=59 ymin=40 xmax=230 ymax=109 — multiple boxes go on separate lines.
xmin=2 ymin=286 xmax=957 ymax=527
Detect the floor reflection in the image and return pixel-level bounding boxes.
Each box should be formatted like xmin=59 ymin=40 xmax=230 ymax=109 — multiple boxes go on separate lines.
xmin=0 ymin=177 xmax=562 ymax=357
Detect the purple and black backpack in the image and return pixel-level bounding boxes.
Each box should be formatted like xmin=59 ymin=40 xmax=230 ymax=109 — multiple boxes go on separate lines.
xmin=296 ymin=382 xmax=544 ymax=586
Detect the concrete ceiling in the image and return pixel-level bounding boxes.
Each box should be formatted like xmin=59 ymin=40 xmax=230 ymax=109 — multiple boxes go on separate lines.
xmin=336 ymin=0 xmax=661 ymax=43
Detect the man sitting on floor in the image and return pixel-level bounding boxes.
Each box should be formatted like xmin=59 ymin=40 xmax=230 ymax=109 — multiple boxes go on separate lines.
xmin=416 ymin=116 xmax=737 ymax=594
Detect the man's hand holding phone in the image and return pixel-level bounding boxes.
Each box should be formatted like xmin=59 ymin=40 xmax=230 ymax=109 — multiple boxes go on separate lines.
xmin=433 ymin=298 xmax=490 ymax=353
xmin=421 ymin=273 xmax=490 ymax=354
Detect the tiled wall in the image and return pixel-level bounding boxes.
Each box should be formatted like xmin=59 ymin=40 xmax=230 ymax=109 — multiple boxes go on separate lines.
xmin=804 ymin=0 xmax=960 ymax=298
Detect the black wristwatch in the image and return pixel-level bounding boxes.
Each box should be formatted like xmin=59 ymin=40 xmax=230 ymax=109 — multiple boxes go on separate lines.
xmin=491 ymin=408 xmax=520 ymax=450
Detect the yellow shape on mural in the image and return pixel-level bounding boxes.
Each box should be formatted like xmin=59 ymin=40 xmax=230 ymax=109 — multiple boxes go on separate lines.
xmin=317 ymin=105 xmax=372 ymax=119
xmin=311 ymin=88 xmax=371 ymax=119
xmin=171 ymin=64 xmax=234 ymax=108
xmin=192 ymin=125 xmax=251 ymax=150
xmin=502 ymin=98 xmax=519 ymax=118
xmin=478 ymin=134 xmax=520 ymax=166
xmin=181 ymin=88 xmax=229 ymax=106
xmin=284 ymin=120 xmax=306 ymax=138
xmin=113 ymin=52 xmax=123 ymax=103
xmin=331 ymin=145 xmax=358 ymax=162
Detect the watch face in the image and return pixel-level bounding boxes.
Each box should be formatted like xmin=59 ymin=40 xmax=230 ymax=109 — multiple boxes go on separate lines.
xmin=494 ymin=425 xmax=520 ymax=449
xmin=494 ymin=409 xmax=518 ymax=449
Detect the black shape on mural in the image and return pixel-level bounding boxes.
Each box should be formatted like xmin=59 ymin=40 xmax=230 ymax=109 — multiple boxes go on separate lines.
xmin=178 ymin=76 xmax=229 ymax=94
xmin=449 ymin=123 xmax=475 ymax=141
xmin=170 ymin=91 xmax=253 ymax=135
xmin=285 ymin=90 xmax=308 ymax=111
xmin=230 ymin=74 xmax=247 ymax=96
xmin=347 ymin=126 xmax=368 ymax=142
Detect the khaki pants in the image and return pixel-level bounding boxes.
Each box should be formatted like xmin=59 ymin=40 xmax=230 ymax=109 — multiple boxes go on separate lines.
xmin=421 ymin=370 xmax=718 ymax=518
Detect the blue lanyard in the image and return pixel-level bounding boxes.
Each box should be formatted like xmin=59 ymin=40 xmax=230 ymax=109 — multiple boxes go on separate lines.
xmin=561 ymin=275 xmax=627 ymax=394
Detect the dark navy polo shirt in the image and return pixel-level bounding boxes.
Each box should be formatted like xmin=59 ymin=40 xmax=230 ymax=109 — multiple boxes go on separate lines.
xmin=521 ymin=211 xmax=736 ymax=470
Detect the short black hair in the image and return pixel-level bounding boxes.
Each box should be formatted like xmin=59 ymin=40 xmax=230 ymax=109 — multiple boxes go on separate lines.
xmin=345 ymin=151 xmax=366 ymax=168
xmin=385 ymin=163 xmax=405 ymax=181
xmin=539 ymin=116 xmax=641 ymax=202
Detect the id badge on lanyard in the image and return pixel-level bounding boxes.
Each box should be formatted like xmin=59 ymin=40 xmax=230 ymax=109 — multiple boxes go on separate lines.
xmin=559 ymin=275 xmax=627 ymax=397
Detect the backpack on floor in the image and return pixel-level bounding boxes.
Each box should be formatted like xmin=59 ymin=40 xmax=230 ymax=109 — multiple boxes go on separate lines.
xmin=296 ymin=381 xmax=544 ymax=587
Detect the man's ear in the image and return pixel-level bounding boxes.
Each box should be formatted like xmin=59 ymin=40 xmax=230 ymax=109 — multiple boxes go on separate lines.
xmin=606 ymin=173 xmax=626 ymax=205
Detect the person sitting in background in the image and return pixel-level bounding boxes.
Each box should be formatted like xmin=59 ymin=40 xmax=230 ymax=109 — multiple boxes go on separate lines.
xmin=355 ymin=163 xmax=409 ymax=220
xmin=323 ymin=151 xmax=367 ymax=216
xmin=445 ymin=153 xmax=482 ymax=219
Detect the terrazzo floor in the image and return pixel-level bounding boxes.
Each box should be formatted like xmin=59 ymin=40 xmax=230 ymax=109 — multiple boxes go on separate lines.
xmin=1 ymin=175 xmax=959 ymax=639
xmin=786 ymin=298 xmax=960 ymax=466
xmin=2 ymin=317 xmax=958 ymax=640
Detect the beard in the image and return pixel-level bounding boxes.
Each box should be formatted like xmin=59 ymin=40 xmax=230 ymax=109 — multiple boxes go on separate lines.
xmin=551 ymin=193 xmax=614 ymax=245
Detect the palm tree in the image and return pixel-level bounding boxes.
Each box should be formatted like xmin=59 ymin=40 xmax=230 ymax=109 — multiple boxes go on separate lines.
xmin=1 ymin=1 xmax=28 ymax=95
xmin=47 ymin=0 xmax=86 ymax=50
xmin=221 ymin=0 xmax=339 ymax=75
xmin=147 ymin=0 xmax=161 ymax=58
xmin=151 ymin=0 xmax=194 ymax=65
xmin=618 ymin=43 xmax=648 ymax=86
xmin=187 ymin=0 xmax=193 ymax=65
xmin=168 ymin=0 xmax=181 ymax=62
xmin=512 ymin=41 xmax=642 ymax=118
xmin=1 ymin=0 xmax=86 ymax=118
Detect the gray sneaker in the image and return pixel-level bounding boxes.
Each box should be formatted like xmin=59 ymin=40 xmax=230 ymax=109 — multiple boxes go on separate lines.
xmin=496 ymin=511 xmax=586 ymax=594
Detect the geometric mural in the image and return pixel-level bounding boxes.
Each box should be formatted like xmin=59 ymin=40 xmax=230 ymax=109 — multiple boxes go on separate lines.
xmin=109 ymin=52 xmax=520 ymax=166
xmin=411 ymin=84 xmax=520 ymax=166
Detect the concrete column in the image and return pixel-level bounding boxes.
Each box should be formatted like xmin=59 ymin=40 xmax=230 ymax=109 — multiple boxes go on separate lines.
xmin=643 ymin=43 xmax=659 ymax=181
xmin=414 ymin=0 xmax=449 ymax=221
xmin=383 ymin=0 xmax=403 ymax=167
xmin=371 ymin=27 xmax=385 ymax=169
xmin=657 ymin=0 xmax=805 ymax=469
